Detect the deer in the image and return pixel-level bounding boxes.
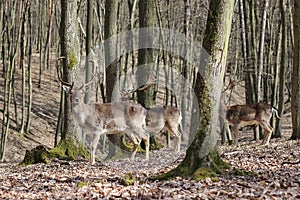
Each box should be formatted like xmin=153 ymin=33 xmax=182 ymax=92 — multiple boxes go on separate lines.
xmin=225 ymin=102 xmax=280 ymax=146
xmin=146 ymin=105 xmax=182 ymax=153
xmin=56 ymin=65 xmax=149 ymax=165
xmin=120 ymin=86 xmax=182 ymax=152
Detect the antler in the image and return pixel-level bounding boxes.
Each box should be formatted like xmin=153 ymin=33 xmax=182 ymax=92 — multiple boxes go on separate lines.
xmin=120 ymin=82 xmax=156 ymax=96
xmin=56 ymin=57 xmax=74 ymax=94
xmin=78 ymin=73 xmax=96 ymax=90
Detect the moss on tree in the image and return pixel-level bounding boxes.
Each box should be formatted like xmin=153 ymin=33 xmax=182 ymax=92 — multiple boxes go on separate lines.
xmin=49 ymin=137 xmax=89 ymax=160
xmin=151 ymin=146 xmax=231 ymax=181
xmin=67 ymin=49 xmax=78 ymax=70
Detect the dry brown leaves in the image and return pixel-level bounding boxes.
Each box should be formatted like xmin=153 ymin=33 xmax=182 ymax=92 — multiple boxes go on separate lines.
xmin=0 ymin=139 xmax=299 ymax=199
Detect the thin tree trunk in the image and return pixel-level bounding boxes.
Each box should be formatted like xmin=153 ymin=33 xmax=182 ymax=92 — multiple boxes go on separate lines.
xmin=44 ymin=0 xmax=54 ymax=70
xmin=257 ymin=0 xmax=269 ymax=102
xmin=137 ymin=0 xmax=155 ymax=108
xmin=84 ymin=0 xmax=94 ymax=104
xmin=274 ymin=0 xmax=287 ymax=138
xmin=25 ymin=1 xmax=33 ymax=133
xmin=20 ymin=1 xmax=29 ymax=135
xmin=291 ymin=0 xmax=300 ymax=140
xmin=104 ymin=0 xmax=120 ymax=159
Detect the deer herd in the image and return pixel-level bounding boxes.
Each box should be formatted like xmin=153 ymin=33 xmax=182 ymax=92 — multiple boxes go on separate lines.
xmin=57 ymin=65 xmax=280 ymax=165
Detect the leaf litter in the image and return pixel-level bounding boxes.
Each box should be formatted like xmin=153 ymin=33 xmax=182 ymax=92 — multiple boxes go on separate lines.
xmin=0 ymin=138 xmax=299 ymax=199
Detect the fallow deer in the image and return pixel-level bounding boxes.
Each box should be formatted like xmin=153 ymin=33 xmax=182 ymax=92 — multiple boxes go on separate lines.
xmin=226 ymin=102 xmax=280 ymax=146
xmin=120 ymin=86 xmax=182 ymax=152
xmin=146 ymin=105 xmax=182 ymax=152
xmin=56 ymin=65 xmax=149 ymax=165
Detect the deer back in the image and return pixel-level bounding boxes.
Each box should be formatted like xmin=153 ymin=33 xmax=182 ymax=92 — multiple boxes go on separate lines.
xmin=226 ymin=103 xmax=273 ymax=125
xmin=92 ymin=101 xmax=146 ymax=131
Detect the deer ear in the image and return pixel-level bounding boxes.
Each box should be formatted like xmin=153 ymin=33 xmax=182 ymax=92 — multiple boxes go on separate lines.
xmin=62 ymin=85 xmax=72 ymax=93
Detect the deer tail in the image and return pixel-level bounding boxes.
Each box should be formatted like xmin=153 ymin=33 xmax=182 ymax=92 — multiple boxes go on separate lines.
xmin=272 ymin=107 xmax=280 ymax=119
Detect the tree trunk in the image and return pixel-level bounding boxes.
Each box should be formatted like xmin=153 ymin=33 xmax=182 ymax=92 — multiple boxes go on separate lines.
xmin=257 ymin=0 xmax=269 ymax=102
xmin=180 ymin=0 xmax=191 ymax=137
xmin=157 ymin=0 xmax=234 ymax=179
xmin=137 ymin=0 xmax=155 ymax=109
xmin=104 ymin=0 xmax=120 ymax=159
xmin=274 ymin=0 xmax=287 ymax=138
xmin=84 ymin=0 xmax=94 ymax=104
xmin=25 ymin=2 xmax=33 ymax=133
xmin=245 ymin=0 xmax=257 ymax=104
xmin=20 ymin=1 xmax=29 ymax=135
xmin=291 ymin=0 xmax=300 ymax=140
xmin=52 ymin=0 xmax=88 ymax=160
xmin=137 ymin=0 xmax=157 ymax=149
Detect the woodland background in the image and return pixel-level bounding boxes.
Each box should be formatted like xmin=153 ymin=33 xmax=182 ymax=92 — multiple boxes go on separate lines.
xmin=0 ymin=0 xmax=299 ymax=199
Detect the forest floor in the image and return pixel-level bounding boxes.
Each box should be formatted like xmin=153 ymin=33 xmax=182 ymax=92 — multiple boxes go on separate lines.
xmin=0 ymin=137 xmax=299 ymax=199
xmin=0 ymin=53 xmax=299 ymax=199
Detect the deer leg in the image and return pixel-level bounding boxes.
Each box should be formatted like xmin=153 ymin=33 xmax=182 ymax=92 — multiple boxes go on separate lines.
xmin=138 ymin=129 xmax=150 ymax=160
xmin=90 ymin=133 xmax=101 ymax=165
xmin=144 ymin=134 xmax=150 ymax=160
xmin=261 ymin=122 xmax=273 ymax=145
xmin=166 ymin=126 xmax=181 ymax=153
xmin=130 ymin=136 xmax=140 ymax=160
xmin=123 ymin=131 xmax=138 ymax=160
xmin=226 ymin=123 xmax=233 ymax=144
xmin=233 ymin=124 xmax=239 ymax=146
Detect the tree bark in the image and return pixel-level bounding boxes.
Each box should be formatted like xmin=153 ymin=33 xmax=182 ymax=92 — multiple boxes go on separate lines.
xmin=137 ymin=0 xmax=155 ymax=109
xmin=53 ymin=0 xmax=88 ymax=159
xmin=158 ymin=0 xmax=235 ymax=179
xmin=84 ymin=0 xmax=94 ymax=104
xmin=274 ymin=0 xmax=287 ymax=138
xmin=257 ymin=0 xmax=269 ymax=102
xmin=291 ymin=0 xmax=300 ymax=140
xmin=104 ymin=0 xmax=120 ymax=159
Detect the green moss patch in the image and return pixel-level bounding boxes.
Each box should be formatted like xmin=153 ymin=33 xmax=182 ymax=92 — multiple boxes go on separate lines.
xmin=120 ymin=173 xmax=136 ymax=186
xmin=19 ymin=145 xmax=50 ymax=166
xmin=49 ymin=137 xmax=89 ymax=160
xmin=192 ymin=167 xmax=218 ymax=181
xmin=233 ymin=168 xmax=259 ymax=177
xmin=77 ymin=181 xmax=89 ymax=188
xmin=19 ymin=137 xmax=89 ymax=166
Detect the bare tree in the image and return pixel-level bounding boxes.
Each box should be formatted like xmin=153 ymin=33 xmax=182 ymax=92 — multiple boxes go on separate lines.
xmin=291 ymin=0 xmax=300 ymax=140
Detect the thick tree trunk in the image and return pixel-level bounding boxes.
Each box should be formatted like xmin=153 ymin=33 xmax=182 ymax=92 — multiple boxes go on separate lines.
xmin=52 ymin=0 xmax=88 ymax=160
xmin=157 ymin=0 xmax=235 ymax=179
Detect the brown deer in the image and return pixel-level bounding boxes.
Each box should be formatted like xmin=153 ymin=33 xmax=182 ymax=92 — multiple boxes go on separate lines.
xmin=226 ymin=102 xmax=280 ymax=146
xmin=146 ymin=105 xmax=182 ymax=152
xmin=56 ymin=66 xmax=149 ymax=165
